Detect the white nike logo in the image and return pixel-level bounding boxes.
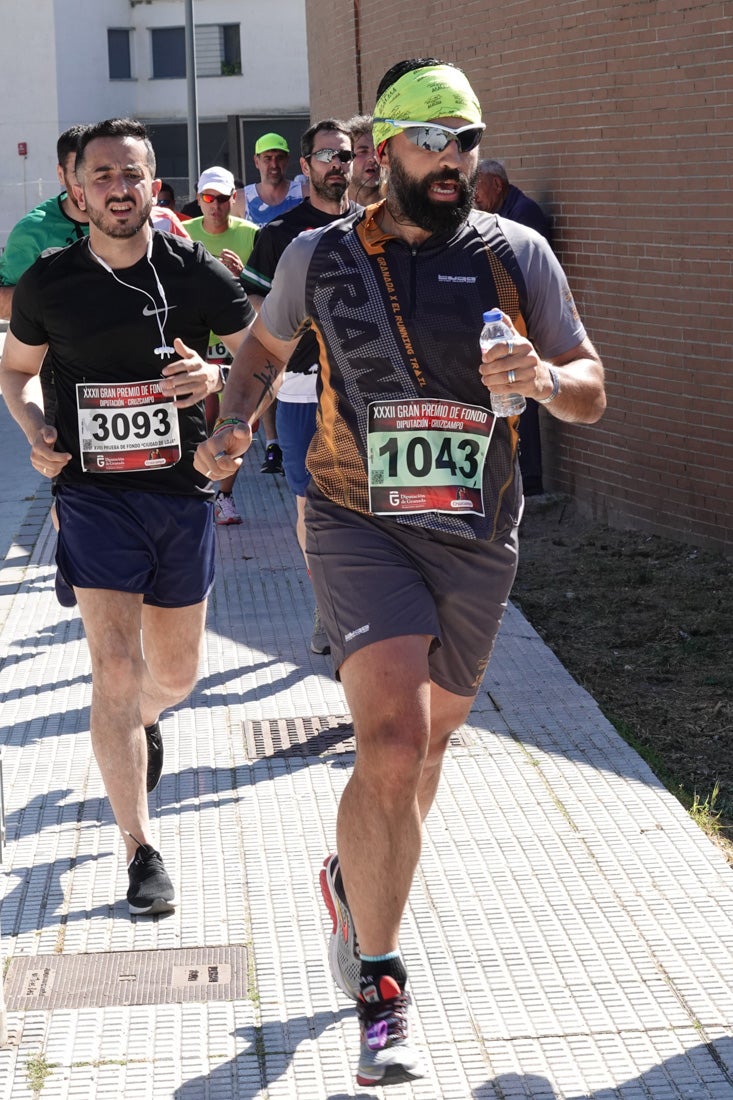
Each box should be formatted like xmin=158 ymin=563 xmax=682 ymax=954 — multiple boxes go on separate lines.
xmin=142 ymin=303 xmax=177 ymax=316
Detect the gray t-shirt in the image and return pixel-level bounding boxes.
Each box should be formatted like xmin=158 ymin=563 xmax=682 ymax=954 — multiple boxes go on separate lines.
xmin=261 ymin=205 xmax=585 ymax=541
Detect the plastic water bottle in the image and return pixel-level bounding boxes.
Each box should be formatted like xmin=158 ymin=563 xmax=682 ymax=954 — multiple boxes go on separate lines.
xmin=480 ymin=308 xmax=526 ymax=417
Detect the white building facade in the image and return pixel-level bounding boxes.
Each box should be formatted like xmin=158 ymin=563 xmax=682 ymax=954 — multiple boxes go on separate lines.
xmin=0 ymin=0 xmax=310 ymax=246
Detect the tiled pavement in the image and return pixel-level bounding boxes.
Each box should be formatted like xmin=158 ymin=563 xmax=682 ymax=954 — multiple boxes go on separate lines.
xmin=0 ymin=389 xmax=732 ymax=1098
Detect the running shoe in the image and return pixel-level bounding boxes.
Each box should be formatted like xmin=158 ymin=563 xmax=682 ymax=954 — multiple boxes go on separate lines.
xmin=127 ymin=844 xmax=176 ymax=916
xmin=145 ymin=721 xmax=163 ymax=793
xmin=310 ymin=607 xmax=331 ymax=655
xmin=260 ymin=442 xmax=284 ymax=474
xmin=214 ymin=491 xmax=242 ymax=525
xmin=356 ymin=976 xmax=425 ymax=1087
xmin=320 ymin=853 xmax=361 ymax=1000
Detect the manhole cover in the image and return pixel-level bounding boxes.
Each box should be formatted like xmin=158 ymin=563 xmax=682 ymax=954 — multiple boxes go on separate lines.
xmin=4 ymin=945 xmax=249 ymax=1010
xmin=242 ymin=715 xmax=354 ymax=759
xmin=241 ymin=715 xmax=475 ymax=760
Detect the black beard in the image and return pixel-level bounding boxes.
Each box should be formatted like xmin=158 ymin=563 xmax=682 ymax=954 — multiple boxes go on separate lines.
xmin=310 ymin=173 xmax=349 ymax=204
xmin=88 ymin=194 xmax=153 ymax=239
xmin=387 ymin=154 xmax=476 ymax=235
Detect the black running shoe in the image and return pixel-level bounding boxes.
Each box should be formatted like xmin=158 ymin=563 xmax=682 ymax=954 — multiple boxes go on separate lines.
xmin=127 ymin=844 xmax=176 ymax=916
xmin=260 ymin=442 xmax=284 ymax=474
xmin=145 ymin=722 xmax=164 ymax=793
xmin=356 ymin=976 xmax=425 ymax=1087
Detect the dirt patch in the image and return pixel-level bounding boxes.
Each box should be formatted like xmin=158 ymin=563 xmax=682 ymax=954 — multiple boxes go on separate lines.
xmin=512 ymin=495 xmax=733 ymax=861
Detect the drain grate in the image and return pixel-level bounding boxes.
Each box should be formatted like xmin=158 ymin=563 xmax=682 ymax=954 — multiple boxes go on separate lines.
xmin=242 ymin=715 xmax=475 ymax=760
xmin=242 ymin=714 xmax=354 ymax=759
xmin=4 ymin=945 xmax=249 ymax=1010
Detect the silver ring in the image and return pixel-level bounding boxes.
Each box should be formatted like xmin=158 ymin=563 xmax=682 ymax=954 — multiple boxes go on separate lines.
xmin=506 ymin=339 xmax=514 ymax=355
xmin=507 ymin=369 xmax=516 ymax=385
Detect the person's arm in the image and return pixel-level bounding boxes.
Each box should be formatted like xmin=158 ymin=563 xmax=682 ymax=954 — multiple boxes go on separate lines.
xmin=479 ymin=325 xmax=605 ymax=425
xmin=220 ymin=322 xmax=254 ymax=358
xmin=0 ymin=215 xmax=45 ymax=318
xmin=193 ymin=314 xmax=298 ymax=478
xmin=0 ymin=284 xmax=15 ymax=321
xmin=0 ymin=330 xmax=72 ymax=476
xmin=539 ymin=337 xmax=605 ymax=423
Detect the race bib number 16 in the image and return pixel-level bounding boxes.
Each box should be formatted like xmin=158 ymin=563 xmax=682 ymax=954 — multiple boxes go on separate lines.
xmin=367 ymin=398 xmax=495 ymax=516
xmin=76 ymin=379 xmax=181 ymax=473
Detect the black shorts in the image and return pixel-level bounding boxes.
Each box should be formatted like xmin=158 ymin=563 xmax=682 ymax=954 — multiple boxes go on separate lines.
xmin=305 ymin=487 xmax=519 ymax=696
xmin=55 ymin=484 xmax=215 ymax=608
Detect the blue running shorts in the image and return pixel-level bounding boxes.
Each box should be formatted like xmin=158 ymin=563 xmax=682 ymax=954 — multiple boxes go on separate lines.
xmin=305 ymin=486 xmax=519 ymax=697
xmin=55 ymin=484 xmax=215 ymax=608
xmin=277 ymin=401 xmax=318 ymax=496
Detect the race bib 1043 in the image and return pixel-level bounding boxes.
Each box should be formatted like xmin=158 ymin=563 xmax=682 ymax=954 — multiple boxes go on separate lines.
xmin=76 ymin=379 xmax=181 ymax=473
xmin=367 ymin=398 xmax=495 ymax=516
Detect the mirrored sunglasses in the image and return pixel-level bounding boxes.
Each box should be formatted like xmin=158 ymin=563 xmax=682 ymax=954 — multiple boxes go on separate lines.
xmin=376 ymin=120 xmax=486 ymax=154
xmin=306 ymin=148 xmax=355 ymax=165
xmin=200 ymin=192 xmax=232 ymax=205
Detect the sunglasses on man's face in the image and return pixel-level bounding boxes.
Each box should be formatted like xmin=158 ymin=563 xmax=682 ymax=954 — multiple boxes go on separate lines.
xmin=200 ymin=192 xmax=232 ymax=205
xmin=306 ymin=148 xmax=354 ymax=165
xmin=376 ymin=120 xmax=486 ymax=154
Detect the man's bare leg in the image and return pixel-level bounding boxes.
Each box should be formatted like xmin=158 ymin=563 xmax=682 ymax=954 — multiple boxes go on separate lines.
xmin=75 ymin=589 xmax=207 ymax=861
xmin=336 ymin=635 xmax=473 ymax=957
xmin=139 ymin=600 xmax=207 ymax=726
xmin=295 ymin=493 xmax=308 ymax=561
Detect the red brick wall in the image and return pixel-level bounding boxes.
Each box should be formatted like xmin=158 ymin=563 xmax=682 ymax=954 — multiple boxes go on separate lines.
xmin=305 ymin=0 xmax=733 ymax=551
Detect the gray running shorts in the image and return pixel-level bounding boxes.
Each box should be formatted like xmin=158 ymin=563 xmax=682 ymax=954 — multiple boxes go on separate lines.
xmin=305 ymin=488 xmax=519 ymax=697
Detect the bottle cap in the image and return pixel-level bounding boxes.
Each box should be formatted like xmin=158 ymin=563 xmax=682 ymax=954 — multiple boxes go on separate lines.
xmin=482 ymin=308 xmax=502 ymax=323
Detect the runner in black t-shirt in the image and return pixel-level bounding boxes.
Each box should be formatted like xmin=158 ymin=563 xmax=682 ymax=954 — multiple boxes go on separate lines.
xmin=0 ymin=119 xmax=253 ymax=917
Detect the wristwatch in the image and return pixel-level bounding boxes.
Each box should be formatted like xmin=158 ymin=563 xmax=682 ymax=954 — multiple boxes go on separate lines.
xmin=537 ymin=366 xmax=560 ymax=405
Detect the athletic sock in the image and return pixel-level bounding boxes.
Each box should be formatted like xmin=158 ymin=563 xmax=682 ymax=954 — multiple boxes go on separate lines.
xmin=358 ymin=952 xmax=407 ymax=1000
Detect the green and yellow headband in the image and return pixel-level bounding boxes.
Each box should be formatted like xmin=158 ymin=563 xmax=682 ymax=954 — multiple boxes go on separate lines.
xmin=373 ymin=64 xmax=482 ymax=148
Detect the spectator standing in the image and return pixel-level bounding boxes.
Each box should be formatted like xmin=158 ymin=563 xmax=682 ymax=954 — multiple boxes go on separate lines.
xmin=475 ymin=158 xmax=553 ymax=494
xmin=475 ymin=157 xmax=552 ymax=240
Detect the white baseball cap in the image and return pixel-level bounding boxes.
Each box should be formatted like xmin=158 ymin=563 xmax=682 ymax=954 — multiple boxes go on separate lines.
xmin=196 ymin=166 xmax=235 ymax=194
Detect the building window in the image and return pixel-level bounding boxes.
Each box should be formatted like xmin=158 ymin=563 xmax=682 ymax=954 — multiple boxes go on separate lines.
xmin=196 ymin=24 xmax=242 ymax=77
xmin=151 ymin=27 xmax=186 ymax=79
xmin=150 ymin=24 xmax=241 ymax=80
xmin=108 ymin=28 xmax=132 ymax=80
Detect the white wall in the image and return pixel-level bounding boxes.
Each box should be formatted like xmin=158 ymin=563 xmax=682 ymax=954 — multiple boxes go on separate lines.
xmin=0 ymin=0 xmax=309 ymax=249
xmin=51 ymin=0 xmax=310 ymax=125
xmin=55 ymin=0 xmax=138 ymax=123
xmin=0 ymin=0 xmax=62 ymax=238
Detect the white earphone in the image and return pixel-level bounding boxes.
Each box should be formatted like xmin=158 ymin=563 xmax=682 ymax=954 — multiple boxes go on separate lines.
xmin=88 ymin=237 xmax=177 ymax=359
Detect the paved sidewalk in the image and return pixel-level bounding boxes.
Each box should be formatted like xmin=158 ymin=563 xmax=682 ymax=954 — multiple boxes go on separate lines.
xmin=0 ymin=410 xmax=732 ymax=1097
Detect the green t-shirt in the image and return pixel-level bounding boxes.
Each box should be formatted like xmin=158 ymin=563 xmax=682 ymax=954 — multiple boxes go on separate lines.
xmin=0 ymin=194 xmax=88 ymax=286
xmin=185 ymin=216 xmax=258 ymax=266
xmin=185 ymin=216 xmax=258 ymax=351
